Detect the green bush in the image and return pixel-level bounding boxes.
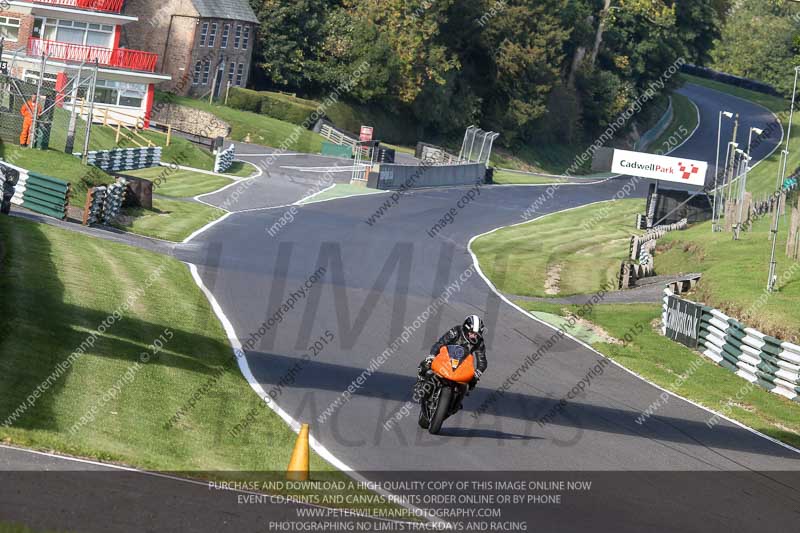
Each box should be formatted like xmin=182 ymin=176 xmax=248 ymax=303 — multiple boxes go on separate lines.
xmin=228 ymin=87 xmax=317 ymax=125
xmin=226 ymin=87 xmax=265 ymax=113
xmin=226 ymin=87 xmax=418 ymax=144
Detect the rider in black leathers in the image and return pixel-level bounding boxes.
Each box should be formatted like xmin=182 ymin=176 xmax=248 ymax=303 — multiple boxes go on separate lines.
xmin=413 ymin=315 xmax=487 ymax=400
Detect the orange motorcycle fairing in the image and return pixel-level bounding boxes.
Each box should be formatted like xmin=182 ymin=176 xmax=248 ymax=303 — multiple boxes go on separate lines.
xmin=431 ymin=346 xmax=475 ymax=383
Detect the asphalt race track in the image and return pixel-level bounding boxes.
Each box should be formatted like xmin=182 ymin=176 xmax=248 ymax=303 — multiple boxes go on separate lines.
xmin=178 ymin=83 xmax=798 ymax=526
xmin=3 ymin=83 xmax=798 ymax=531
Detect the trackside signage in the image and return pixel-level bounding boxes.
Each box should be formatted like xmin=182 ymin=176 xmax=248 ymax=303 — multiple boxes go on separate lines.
xmin=612 ymin=149 xmax=707 ymax=187
xmin=664 ymin=295 xmax=702 ymax=348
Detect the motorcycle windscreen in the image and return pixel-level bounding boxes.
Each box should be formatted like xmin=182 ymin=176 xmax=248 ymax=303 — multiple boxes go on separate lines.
xmin=431 ymin=345 xmax=475 ymax=383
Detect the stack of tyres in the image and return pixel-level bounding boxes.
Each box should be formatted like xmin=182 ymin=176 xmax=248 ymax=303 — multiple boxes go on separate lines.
xmin=102 ymin=178 xmax=127 ymax=224
xmin=76 ymin=147 xmax=162 ymax=172
xmin=83 ymin=186 xmax=107 ymax=226
xmin=214 ymin=145 xmax=235 ymax=173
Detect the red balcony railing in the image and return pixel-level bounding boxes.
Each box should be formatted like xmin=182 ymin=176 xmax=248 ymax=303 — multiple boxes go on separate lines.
xmin=28 ymin=38 xmax=158 ymax=72
xmin=33 ymin=0 xmax=125 ymax=14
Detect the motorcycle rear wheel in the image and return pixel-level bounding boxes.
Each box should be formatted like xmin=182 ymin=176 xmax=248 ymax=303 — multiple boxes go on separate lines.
xmin=428 ymin=386 xmax=452 ymax=435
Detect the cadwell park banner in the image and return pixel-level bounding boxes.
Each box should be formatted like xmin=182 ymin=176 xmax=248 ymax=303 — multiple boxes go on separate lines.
xmin=664 ymin=295 xmax=702 ymax=348
xmin=612 ymin=149 xmax=708 ymax=187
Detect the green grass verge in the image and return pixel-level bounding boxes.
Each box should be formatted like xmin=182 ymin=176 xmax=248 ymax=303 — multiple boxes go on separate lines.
xmin=646 ymin=93 xmax=699 ymax=155
xmin=656 ymin=215 xmax=800 ymax=340
xmin=0 ymin=216 xmax=337 ymax=474
xmin=471 ymin=194 xmax=800 ymax=449
xmin=113 ymin=198 xmax=225 ymax=242
xmin=123 ymin=167 xmax=232 ymax=198
xmin=157 ymin=94 xmax=324 ymax=153
xmin=0 ymin=143 xmax=114 ymax=208
xmin=492 ymin=170 xmax=569 ymax=185
xmin=49 ymin=108 xmax=217 ymax=171
xmin=0 ymin=523 xmax=72 ymax=533
xmin=0 ymin=216 xmax=406 ymax=515
xmin=298 ymin=183 xmax=387 ymax=205
xmin=224 ymin=160 xmax=258 ymax=178
xmin=472 ymin=199 xmax=644 ymax=297
xmin=515 ymin=300 xmax=800 ymax=448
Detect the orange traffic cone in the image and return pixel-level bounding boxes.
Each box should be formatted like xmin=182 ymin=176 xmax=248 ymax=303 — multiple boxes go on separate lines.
xmin=286 ymin=423 xmax=309 ymax=481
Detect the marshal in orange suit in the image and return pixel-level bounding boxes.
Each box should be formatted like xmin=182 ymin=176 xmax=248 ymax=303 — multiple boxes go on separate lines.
xmin=19 ymin=96 xmax=44 ymax=146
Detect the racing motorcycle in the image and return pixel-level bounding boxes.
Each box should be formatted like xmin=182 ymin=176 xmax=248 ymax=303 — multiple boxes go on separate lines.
xmin=417 ymin=344 xmax=476 ymax=435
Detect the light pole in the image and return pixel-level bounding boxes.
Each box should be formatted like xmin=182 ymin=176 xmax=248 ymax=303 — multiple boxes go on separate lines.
xmin=767 ymin=66 xmax=800 ymax=292
xmin=713 ymin=110 xmax=735 ymax=231
xmin=733 ymin=149 xmax=752 ymax=240
xmin=719 ymin=140 xmax=739 ymax=229
xmin=733 ymin=128 xmax=763 ymax=240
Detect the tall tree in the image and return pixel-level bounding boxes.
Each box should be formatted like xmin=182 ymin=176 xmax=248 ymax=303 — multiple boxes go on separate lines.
xmin=249 ymin=0 xmax=335 ymax=89
xmin=710 ymin=0 xmax=800 ymax=96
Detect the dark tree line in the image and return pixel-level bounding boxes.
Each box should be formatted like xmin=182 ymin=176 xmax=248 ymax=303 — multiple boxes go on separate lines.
xmin=248 ymin=1 xmax=722 ymax=146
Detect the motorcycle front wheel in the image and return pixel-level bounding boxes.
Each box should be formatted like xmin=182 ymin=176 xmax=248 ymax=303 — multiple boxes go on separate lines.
xmin=428 ymin=386 xmax=452 ymax=435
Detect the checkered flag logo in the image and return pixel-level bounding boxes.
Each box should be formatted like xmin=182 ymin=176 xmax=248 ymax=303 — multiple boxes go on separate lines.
xmin=677 ymin=162 xmax=699 ymax=180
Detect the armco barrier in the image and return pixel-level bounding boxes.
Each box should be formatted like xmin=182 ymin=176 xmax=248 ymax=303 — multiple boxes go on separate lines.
xmin=214 ymin=144 xmax=235 ymax=173
xmin=369 ymin=162 xmax=485 ymax=190
xmin=662 ymin=287 xmax=800 ymax=403
xmin=75 ymin=147 xmax=162 ymax=172
xmin=4 ymin=162 xmax=70 ymax=220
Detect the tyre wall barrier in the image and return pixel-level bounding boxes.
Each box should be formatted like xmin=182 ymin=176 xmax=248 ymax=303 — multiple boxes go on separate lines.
xmin=369 ymin=162 xmax=485 ymax=190
xmin=83 ymin=177 xmax=127 ymax=226
xmin=75 ymin=147 xmax=162 ymax=172
xmin=5 ymin=162 xmax=70 ymax=220
xmin=662 ymin=287 xmax=800 ymax=403
xmin=214 ymin=144 xmax=235 ymax=173
xmin=619 ymin=219 xmax=687 ymax=289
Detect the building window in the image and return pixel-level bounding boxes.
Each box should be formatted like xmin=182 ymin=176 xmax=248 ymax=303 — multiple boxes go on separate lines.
xmin=90 ymin=80 xmax=147 ymax=108
xmin=227 ymin=61 xmax=235 ymax=82
xmin=242 ymin=26 xmax=250 ymax=50
xmin=236 ymin=63 xmax=244 ymax=86
xmin=208 ymin=22 xmax=217 ymax=47
xmin=233 ymin=24 xmax=241 ymax=49
xmin=0 ymin=17 xmax=21 ymax=42
xmin=34 ymin=18 xmax=114 ymax=48
xmin=220 ymin=24 xmax=230 ymax=48
xmin=193 ymin=61 xmax=202 ymax=85
xmin=199 ymin=22 xmax=209 ymax=47
xmin=202 ymin=61 xmax=211 ymax=85
xmin=23 ymin=70 xmax=58 ymax=85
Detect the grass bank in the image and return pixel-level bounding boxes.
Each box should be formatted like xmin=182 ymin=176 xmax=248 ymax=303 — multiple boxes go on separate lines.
xmin=0 ymin=216 xmax=338 ymax=474
xmin=472 ymin=199 xmax=645 ymax=297
xmin=113 ymin=198 xmax=225 ymax=242
xmin=49 ymin=108 xmax=217 ymax=171
xmin=491 ymin=170 xmax=570 ymax=185
xmin=0 ymin=143 xmax=114 ymax=208
xmin=656 ymin=214 xmax=800 ymax=340
xmin=515 ymin=300 xmax=800 ymax=448
xmin=156 ymin=94 xmax=324 ymax=153
xmin=124 ymin=167 xmax=233 ymax=198
xmin=298 ymin=183 xmax=387 ymax=204
xmin=471 ymin=198 xmax=800 ymax=449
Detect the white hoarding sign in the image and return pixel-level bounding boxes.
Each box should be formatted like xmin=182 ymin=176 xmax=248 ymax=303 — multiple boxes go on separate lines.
xmin=611 ymin=149 xmax=708 ymax=187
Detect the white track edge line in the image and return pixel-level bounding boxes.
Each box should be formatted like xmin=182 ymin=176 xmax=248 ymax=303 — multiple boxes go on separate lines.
xmin=185 ymin=263 xmax=438 ymax=525
xmin=466 ymin=201 xmax=800 ymax=457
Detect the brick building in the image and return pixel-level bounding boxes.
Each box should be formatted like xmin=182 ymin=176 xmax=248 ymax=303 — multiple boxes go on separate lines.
xmin=0 ymin=0 xmax=171 ymax=126
xmin=121 ymin=0 xmax=258 ymax=97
